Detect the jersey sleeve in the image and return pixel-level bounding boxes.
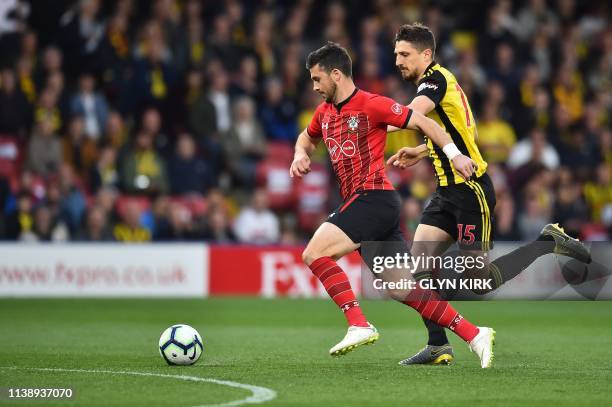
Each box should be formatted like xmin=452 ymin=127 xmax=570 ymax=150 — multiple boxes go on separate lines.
xmin=369 ymin=95 xmax=413 ymax=129
xmin=416 ymin=71 xmax=447 ymax=106
xmin=306 ymin=104 xmax=324 ymax=138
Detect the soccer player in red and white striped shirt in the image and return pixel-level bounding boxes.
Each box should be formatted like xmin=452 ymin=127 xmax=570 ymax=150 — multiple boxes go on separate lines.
xmin=290 ymin=42 xmax=494 ymax=368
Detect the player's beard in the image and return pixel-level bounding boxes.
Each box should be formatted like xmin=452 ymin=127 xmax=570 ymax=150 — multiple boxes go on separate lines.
xmin=400 ymin=68 xmax=419 ymax=83
xmin=325 ymin=82 xmax=337 ymax=103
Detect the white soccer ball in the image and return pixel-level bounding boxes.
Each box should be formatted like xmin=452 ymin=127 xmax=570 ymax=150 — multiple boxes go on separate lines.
xmin=159 ymin=324 xmax=204 ymax=365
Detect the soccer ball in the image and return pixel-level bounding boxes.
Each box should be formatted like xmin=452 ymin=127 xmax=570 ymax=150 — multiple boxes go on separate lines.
xmin=159 ymin=324 xmax=204 ymax=365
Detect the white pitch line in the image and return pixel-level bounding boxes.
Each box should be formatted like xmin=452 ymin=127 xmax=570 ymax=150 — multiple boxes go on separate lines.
xmin=0 ymin=367 xmax=276 ymax=407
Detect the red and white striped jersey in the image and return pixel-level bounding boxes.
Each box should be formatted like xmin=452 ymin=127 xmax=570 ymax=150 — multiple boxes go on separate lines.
xmin=307 ymin=88 xmax=413 ymax=199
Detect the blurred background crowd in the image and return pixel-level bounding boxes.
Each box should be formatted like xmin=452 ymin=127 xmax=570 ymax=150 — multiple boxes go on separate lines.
xmin=0 ymin=0 xmax=610 ymax=244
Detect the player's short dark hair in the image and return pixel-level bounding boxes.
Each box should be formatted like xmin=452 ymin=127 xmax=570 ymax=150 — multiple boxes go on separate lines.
xmin=306 ymin=42 xmax=352 ymax=77
xmin=395 ymin=23 xmax=436 ymax=56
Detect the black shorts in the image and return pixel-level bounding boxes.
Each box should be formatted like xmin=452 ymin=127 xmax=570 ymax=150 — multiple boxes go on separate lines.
xmin=326 ymin=190 xmax=404 ymax=244
xmin=421 ymin=173 xmax=496 ymax=250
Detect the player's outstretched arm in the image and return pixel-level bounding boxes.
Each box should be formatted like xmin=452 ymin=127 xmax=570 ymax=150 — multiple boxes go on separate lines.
xmin=408 ymin=97 xmax=458 ymax=154
xmin=407 ymin=111 xmax=477 ymax=180
xmin=290 ymin=129 xmax=319 ymax=178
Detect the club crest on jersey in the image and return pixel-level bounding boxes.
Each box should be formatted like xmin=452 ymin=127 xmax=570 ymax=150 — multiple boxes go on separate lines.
xmin=391 ymin=103 xmax=403 ymax=115
xmin=347 ymin=115 xmax=360 ymax=133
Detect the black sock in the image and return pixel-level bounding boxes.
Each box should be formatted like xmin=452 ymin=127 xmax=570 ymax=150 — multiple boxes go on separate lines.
xmin=489 ymin=236 xmax=555 ymax=288
xmin=423 ymin=317 xmax=448 ymax=346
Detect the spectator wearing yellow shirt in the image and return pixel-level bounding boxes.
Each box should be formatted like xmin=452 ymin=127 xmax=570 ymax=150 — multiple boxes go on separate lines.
xmin=584 ymin=164 xmax=612 ymax=223
xmin=119 ymin=130 xmax=168 ymax=195
xmin=476 ymin=103 xmax=516 ymax=164
xmin=34 ymin=88 xmax=62 ymax=132
xmin=553 ymin=65 xmax=583 ymax=124
xmin=113 ymin=200 xmax=151 ymax=243
xmin=4 ymin=193 xmax=34 ymax=240
xmin=16 ymin=57 xmax=36 ymax=104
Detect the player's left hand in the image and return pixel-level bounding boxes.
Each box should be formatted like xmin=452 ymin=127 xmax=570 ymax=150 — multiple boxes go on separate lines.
xmin=386 ymin=147 xmax=423 ymax=169
xmin=452 ymin=154 xmax=478 ymax=181
xmin=290 ymin=153 xmax=311 ymax=178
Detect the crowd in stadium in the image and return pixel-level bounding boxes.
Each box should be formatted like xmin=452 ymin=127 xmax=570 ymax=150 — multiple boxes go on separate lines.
xmin=0 ymin=0 xmax=610 ymax=244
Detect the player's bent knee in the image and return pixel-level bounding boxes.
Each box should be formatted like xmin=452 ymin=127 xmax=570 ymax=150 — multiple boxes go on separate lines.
xmin=302 ymin=248 xmax=315 ymax=266
xmin=302 ymin=246 xmax=325 ymax=266
xmin=303 ymin=246 xmax=344 ymax=266
xmin=387 ymin=288 xmax=411 ymax=302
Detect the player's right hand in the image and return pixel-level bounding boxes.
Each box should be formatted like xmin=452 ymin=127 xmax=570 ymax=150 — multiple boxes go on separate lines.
xmin=386 ymin=147 xmax=423 ymax=169
xmin=452 ymin=154 xmax=478 ymax=181
xmin=290 ymin=153 xmax=311 ymax=178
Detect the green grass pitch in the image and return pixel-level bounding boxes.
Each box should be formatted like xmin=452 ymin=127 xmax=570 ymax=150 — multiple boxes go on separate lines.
xmin=1 ymin=298 xmax=611 ymax=406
